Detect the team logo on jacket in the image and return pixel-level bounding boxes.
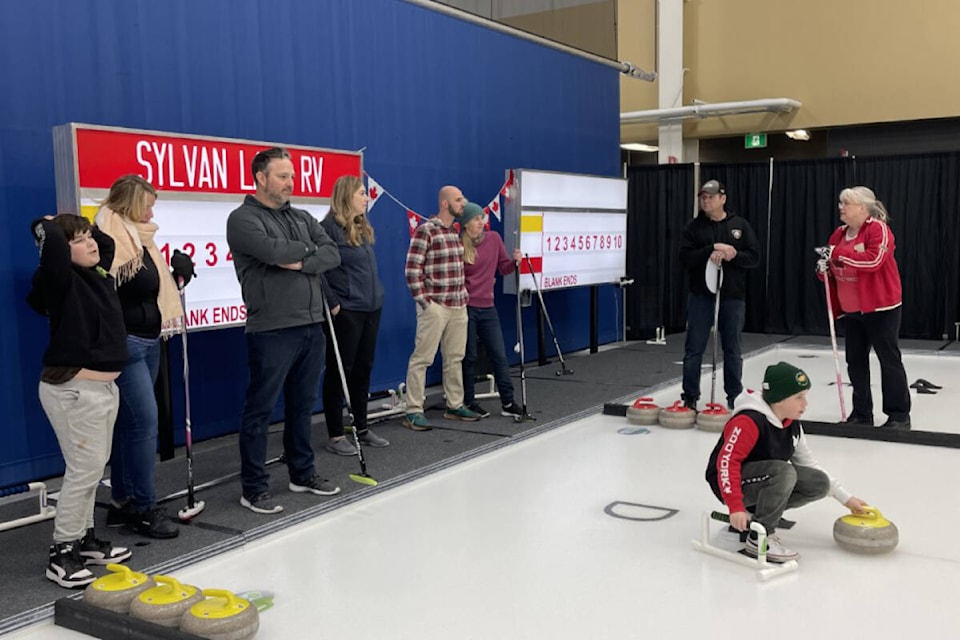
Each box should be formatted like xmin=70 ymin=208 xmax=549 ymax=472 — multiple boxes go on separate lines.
xmin=731 ymin=229 xmax=742 ymax=240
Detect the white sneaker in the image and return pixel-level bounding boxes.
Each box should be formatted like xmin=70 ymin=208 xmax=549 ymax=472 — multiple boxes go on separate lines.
xmin=744 ymin=534 xmax=799 ymax=563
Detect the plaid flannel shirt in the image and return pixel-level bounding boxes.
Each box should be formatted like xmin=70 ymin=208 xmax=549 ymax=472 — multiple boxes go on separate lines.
xmin=405 ymin=217 xmax=468 ymax=308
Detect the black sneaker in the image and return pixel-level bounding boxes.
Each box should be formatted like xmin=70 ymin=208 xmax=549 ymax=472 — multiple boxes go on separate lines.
xmin=467 ymin=403 xmax=490 ymax=418
xmin=131 ymin=506 xmax=180 ymax=539
xmin=681 ymin=395 xmax=698 ymax=411
xmin=106 ymin=501 xmax=137 ymax=527
xmin=500 ymin=402 xmax=523 ymax=417
xmin=47 ymin=542 xmax=95 ymax=588
xmin=289 ymin=475 xmax=341 ymax=496
xmin=240 ymin=492 xmax=284 ymax=514
xmin=880 ymin=418 xmax=911 ymax=430
xmin=76 ymin=528 xmax=132 ymax=565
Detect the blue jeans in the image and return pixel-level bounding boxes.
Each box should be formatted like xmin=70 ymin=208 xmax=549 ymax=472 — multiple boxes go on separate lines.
xmin=682 ymin=292 xmax=745 ymax=406
xmin=240 ymin=323 xmax=325 ymax=498
xmin=462 ymin=306 xmax=514 ymax=406
xmin=111 ymin=334 xmax=162 ymax=511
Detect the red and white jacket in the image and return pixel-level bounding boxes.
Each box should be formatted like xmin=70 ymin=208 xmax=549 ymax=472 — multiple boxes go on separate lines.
xmin=818 ymin=217 xmax=902 ymax=315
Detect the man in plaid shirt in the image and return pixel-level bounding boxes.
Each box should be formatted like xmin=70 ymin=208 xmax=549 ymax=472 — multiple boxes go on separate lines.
xmin=403 ymin=185 xmax=481 ymax=430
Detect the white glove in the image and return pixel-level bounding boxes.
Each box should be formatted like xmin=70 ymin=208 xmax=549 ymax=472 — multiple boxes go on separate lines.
xmin=816 ymin=258 xmax=829 ymax=274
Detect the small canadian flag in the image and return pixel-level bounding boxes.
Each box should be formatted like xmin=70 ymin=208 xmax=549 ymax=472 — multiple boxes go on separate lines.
xmin=367 ymin=175 xmax=384 ymax=213
xmin=407 ymin=210 xmax=421 ymax=237
xmin=485 ymin=195 xmax=501 ymax=223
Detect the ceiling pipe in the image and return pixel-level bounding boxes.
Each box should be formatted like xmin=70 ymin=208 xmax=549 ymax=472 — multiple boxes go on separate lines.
xmin=402 ymin=0 xmax=656 ymax=81
xmin=622 ymin=98 xmax=801 ymax=124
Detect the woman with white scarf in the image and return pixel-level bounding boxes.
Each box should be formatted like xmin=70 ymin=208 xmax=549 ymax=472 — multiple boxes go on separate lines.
xmin=96 ymin=174 xmax=182 ymax=539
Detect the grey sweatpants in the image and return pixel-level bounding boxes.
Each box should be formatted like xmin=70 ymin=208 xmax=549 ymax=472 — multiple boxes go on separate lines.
xmin=39 ymin=378 xmax=118 ymax=543
xmin=740 ymin=460 xmax=830 ymax=535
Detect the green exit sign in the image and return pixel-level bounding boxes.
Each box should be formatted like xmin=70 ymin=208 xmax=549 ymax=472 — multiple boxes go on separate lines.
xmin=745 ymin=133 xmax=768 ymax=149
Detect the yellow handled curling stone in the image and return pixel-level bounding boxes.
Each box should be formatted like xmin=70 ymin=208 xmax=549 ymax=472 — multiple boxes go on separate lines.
xmin=83 ymin=564 xmax=156 ymax=614
xmin=129 ymin=574 xmax=204 ymax=627
xmin=180 ymin=588 xmax=260 ymax=640
xmin=833 ymin=506 xmax=898 ymax=554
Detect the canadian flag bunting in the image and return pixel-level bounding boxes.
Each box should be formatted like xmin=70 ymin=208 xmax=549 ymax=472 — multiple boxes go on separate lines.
xmin=363 ymin=171 xmax=515 ymax=237
xmin=485 ymin=195 xmax=501 ymax=223
xmin=407 ymin=210 xmax=421 ymax=237
xmin=367 ymin=175 xmax=384 ymax=212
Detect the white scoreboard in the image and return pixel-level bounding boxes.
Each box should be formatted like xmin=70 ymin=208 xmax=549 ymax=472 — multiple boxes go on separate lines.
xmin=503 ymin=169 xmax=628 ymax=293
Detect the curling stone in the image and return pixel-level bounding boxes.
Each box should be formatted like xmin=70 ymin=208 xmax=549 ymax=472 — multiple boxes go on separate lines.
xmin=180 ymin=588 xmax=260 ymax=640
xmin=696 ymin=403 xmax=731 ymax=433
xmin=83 ymin=564 xmax=156 ymax=614
xmin=833 ymin=506 xmax=899 ymax=554
xmin=625 ymin=397 xmax=660 ymax=425
xmin=658 ymin=400 xmax=696 ymax=429
xmin=129 ymin=575 xmax=204 ymax=628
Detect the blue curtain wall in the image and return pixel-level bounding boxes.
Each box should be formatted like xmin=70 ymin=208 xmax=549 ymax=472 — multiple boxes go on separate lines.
xmin=0 ymin=0 xmax=620 ymax=485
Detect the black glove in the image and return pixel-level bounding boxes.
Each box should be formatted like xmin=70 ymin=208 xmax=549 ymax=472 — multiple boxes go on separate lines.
xmin=171 ymin=249 xmax=197 ymax=288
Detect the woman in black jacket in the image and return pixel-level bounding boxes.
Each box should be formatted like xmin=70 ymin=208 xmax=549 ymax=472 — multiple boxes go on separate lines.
xmin=321 ymin=176 xmax=389 ymax=455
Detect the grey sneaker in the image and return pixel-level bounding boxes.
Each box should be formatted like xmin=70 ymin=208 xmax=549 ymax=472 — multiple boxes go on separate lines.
xmin=325 ymin=437 xmax=357 ymax=456
xmin=289 ymin=475 xmax=341 ymax=496
xmin=744 ymin=533 xmax=799 ymax=563
xmin=240 ymin=492 xmax=284 ymax=514
xmin=403 ymin=412 xmax=432 ymax=431
xmin=358 ymin=429 xmax=390 ymax=447
xmin=444 ymin=405 xmax=481 ymax=422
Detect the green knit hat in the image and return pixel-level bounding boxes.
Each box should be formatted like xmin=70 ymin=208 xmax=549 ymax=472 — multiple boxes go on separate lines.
xmin=762 ymin=362 xmax=811 ymax=404
xmin=460 ymin=202 xmax=485 ymax=227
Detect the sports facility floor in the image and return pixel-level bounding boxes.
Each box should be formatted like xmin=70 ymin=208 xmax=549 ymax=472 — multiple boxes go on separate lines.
xmin=4 ymin=340 xmax=959 ymax=639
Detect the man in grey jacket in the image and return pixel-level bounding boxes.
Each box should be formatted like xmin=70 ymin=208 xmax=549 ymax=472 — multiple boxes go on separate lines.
xmin=226 ymin=147 xmax=342 ymax=514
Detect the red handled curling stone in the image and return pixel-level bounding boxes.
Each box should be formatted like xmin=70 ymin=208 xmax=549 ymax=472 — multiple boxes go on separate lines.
xmin=696 ymin=402 xmax=730 ymax=433
xmin=129 ymin=575 xmax=204 ymax=627
xmin=180 ymin=588 xmax=260 ymax=640
xmin=833 ymin=506 xmax=899 ymax=554
xmin=625 ymin=397 xmax=661 ymax=425
xmin=658 ymin=400 xmax=696 ymax=429
xmin=83 ymin=564 xmax=156 ymax=614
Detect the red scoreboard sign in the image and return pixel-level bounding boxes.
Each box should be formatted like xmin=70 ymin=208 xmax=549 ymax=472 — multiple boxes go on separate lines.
xmin=54 ymin=123 xmax=363 ymax=330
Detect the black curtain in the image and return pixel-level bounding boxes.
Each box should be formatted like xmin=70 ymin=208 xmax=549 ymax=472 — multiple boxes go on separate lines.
xmin=700 ymin=162 xmax=773 ymax=333
xmin=623 ymin=152 xmax=960 ymax=342
xmin=853 ymin=153 xmax=960 ymax=339
xmin=624 ymin=164 xmax=694 ymax=339
xmin=767 ymin=157 xmax=854 ymax=335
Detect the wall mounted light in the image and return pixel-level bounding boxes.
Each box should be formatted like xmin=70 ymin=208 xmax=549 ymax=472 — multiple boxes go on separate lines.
xmin=785 ymin=129 xmax=811 ymax=141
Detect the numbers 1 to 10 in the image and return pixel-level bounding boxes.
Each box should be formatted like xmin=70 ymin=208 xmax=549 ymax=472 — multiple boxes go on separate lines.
xmin=543 ymin=233 xmax=624 ymax=253
xmin=159 ymin=242 xmax=232 ymax=267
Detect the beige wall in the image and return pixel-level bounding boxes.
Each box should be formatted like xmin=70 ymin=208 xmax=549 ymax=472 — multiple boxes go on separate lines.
xmin=619 ymin=0 xmax=960 ymax=143
xmin=503 ymin=0 xmax=617 ymax=60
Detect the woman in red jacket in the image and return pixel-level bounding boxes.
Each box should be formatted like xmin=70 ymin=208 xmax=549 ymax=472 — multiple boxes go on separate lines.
xmin=819 ymin=186 xmax=910 ymax=429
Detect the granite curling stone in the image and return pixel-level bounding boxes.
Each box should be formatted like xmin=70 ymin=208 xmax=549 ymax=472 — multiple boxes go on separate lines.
xmin=129 ymin=574 xmax=204 ymax=627
xmin=625 ymin=397 xmax=660 ymax=425
xmin=696 ymin=403 xmax=730 ymax=433
xmin=659 ymin=400 xmax=696 ymax=429
xmin=180 ymin=588 xmax=260 ymax=640
xmin=833 ymin=506 xmax=898 ymax=554
xmin=83 ymin=564 xmax=156 ymax=614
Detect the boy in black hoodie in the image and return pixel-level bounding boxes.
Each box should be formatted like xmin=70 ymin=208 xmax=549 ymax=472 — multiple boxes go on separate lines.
xmin=28 ymin=214 xmax=133 ymax=588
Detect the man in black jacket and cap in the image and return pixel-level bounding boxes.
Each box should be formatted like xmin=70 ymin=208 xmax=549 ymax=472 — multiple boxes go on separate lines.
xmin=679 ymin=180 xmax=761 ymax=411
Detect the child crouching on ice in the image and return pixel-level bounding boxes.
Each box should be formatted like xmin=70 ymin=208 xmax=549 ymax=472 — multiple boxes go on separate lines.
xmin=705 ymin=361 xmax=868 ymax=563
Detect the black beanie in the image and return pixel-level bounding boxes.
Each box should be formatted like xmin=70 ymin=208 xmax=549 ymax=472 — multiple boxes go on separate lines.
xmin=762 ymin=362 xmax=811 ymax=404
